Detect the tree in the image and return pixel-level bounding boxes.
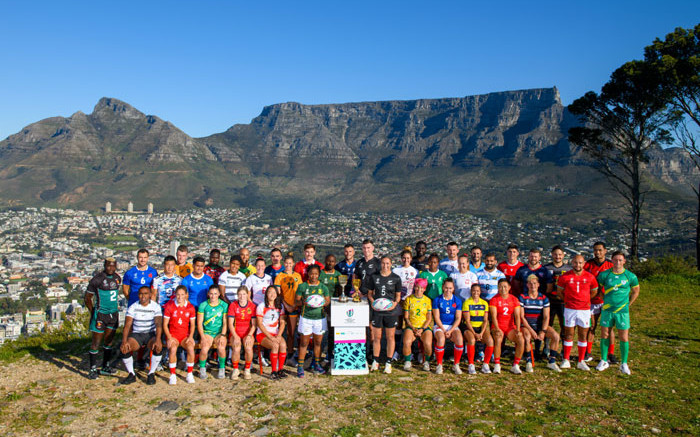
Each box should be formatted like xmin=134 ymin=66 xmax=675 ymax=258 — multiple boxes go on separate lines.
xmin=644 ymin=24 xmax=700 ymax=268
xmin=568 ymin=60 xmax=678 ymax=260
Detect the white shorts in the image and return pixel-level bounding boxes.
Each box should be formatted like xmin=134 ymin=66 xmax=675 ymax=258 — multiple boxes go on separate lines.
xmin=298 ymin=317 xmax=327 ymax=336
xmin=434 ymin=324 xmax=453 ymax=333
xmin=590 ymin=303 xmax=603 ymax=315
xmin=564 ymin=308 xmax=591 ymax=328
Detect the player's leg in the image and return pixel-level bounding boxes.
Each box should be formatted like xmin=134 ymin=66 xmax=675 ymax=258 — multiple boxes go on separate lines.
xmin=492 ymin=328 xmax=504 ymax=373
xmin=384 ymin=324 xmax=397 ymax=374
xmin=231 ymin=335 xmax=242 ymax=376
xmin=576 ymin=322 xmax=591 ymax=371
xmin=544 ymin=327 xmax=561 ymax=371
xmin=296 ymin=329 xmax=311 ymax=377
xmin=87 ymin=312 xmax=105 ymax=379
xmin=120 ymin=337 xmax=141 ymax=384
xmin=608 ymin=327 xmax=618 ymax=364
xmin=420 ymin=329 xmax=433 ymax=371
xmin=449 ymin=329 xmax=464 ymax=374
xmin=596 ymin=324 xmax=611 ymax=371
xmin=506 ymin=329 xmax=524 ymax=374
xmin=198 ymin=334 xmax=214 ymax=379
xmin=146 ymin=336 xmax=163 ymax=384
xmin=167 ymin=337 xmax=180 ymax=384
xmin=242 ymin=334 xmax=254 ymax=379
xmin=587 ymin=307 xmax=600 ymax=361
xmin=434 ymin=328 xmax=446 ymax=374
xmin=182 ymin=337 xmax=196 ymax=382
xmin=464 ymin=329 xmax=476 ymax=367
xmin=618 ymin=326 xmax=630 ymax=374
xmin=286 ymin=314 xmax=298 ymax=365
xmin=311 ymin=332 xmax=325 ymax=374
xmin=214 ymin=335 xmax=227 ymax=378
xmin=522 ymin=328 xmax=534 ymax=372
xmin=481 ymin=329 xmax=494 ymax=374
xmin=261 ymin=335 xmax=281 ymax=378
xmin=402 ymin=329 xmax=416 ymax=370
xmin=370 ymin=324 xmax=383 ymax=371
xmin=561 ymin=308 xmax=576 ymax=369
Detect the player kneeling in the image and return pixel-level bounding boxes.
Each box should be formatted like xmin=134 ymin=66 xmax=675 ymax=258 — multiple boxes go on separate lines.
xmin=402 ymin=278 xmax=433 ymax=372
xmin=432 ymin=279 xmax=465 ymax=375
xmin=227 ymin=285 xmax=256 ymax=380
xmin=489 ymin=279 xmax=525 ymax=374
xmin=120 ymin=286 xmax=164 ymax=385
xmin=462 ymin=284 xmax=494 ymax=374
xmin=519 ymin=275 xmax=561 ymax=373
xmin=163 ymin=285 xmax=197 ymax=384
xmin=197 ymin=285 xmax=229 ymax=379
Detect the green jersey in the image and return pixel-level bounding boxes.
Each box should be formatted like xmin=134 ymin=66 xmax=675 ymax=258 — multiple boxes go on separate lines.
xmin=198 ymin=300 xmax=228 ymax=336
xmin=296 ymin=282 xmax=330 ymax=320
xmin=86 ymin=271 xmax=121 ymax=314
xmin=597 ymin=269 xmax=639 ymax=314
xmin=419 ymin=270 xmax=448 ymax=300
xmin=319 ymin=270 xmax=340 ymax=296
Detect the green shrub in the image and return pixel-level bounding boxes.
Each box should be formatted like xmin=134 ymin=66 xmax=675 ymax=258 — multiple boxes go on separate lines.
xmin=630 ymin=255 xmax=698 ymax=279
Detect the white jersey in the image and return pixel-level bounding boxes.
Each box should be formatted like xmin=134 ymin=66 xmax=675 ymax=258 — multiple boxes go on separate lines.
xmin=245 ymin=273 xmax=273 ymax=306
xmin=392 ymin=265 xmax=419 ymax=299
xmin=219 ymin=270 xmax=246 ymax=302
xmin=450 ymin=270 xmax=479 ymax=302
xmin=439 ymin=258 xmax=459 ymax=275
xmin=476 ymin=268 xmax=505 ymax=301
xmin=126 ymin=301 xmax=162 ymax=334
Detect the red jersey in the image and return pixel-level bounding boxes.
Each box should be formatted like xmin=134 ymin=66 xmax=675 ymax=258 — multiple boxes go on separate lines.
xmin=583 ymin=259 xmax=612 ymax=304
xmin=163 ymin=300 xmax=196 ymax=340
xmin=490 ymin=293 xmax=520 ymax=331
xmin=498 ymin=261 xmax=525 ymax=285
xmin=293 ymin=260 xmax=324 ymax=282
xmin=557 ymin=270 xmax=599 ymax=310
xmin=227 ymin=301 xmax=256 ymax=336
xmin=204 ymin=264 xmax=225 ymax=285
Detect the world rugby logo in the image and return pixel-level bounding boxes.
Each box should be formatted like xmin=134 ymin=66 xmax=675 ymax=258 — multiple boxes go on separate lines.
xmin=346 ymin=309 xmax=354 ymax=317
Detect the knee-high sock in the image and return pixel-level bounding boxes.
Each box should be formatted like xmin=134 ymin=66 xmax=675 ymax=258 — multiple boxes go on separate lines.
xmin=89 ymin=349 xmax=98 ymax=369
xmin=577 ymin=341 xmax=587 ymax=362
xmin=102 ymin=346 xmax=112 ymax=367
xmin=563 ymin=341 xmax=573 ymax=360
xmin=169 ymin=362 xmax=177 ymax=375
xmin=620 ymin=341 xmax=629 ymax=364
xmin=467 ymin=344 xmax=475 ymax=365
xmin=270 ymin=353 xmax=278 ymax=372
xmin=149 ymin=353 xmax=162 ymax=375
xmin=608 ymin=342 xmax=615 ymax=356
xmin=279 ymin=352 xmax=287 ymax=369
xmin=600 ymin=338 xmax=610 ymax=361
xmin=435 ymin=347 xmax=445 ymax=365
xmin=586 ymin=341 xmax=593 ymax=355
xmin=454 ymin=345 xmax=464 ymax=365
xmin=484 ymin=346 xmax=494 ymax=365
xmin=123 ymin=354 xmax=134 ymax=374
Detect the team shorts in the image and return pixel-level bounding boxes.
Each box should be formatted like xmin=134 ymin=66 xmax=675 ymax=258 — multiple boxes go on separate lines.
xmin=496 ymin=321 xmax=516 ymax=334
xmin=298 ymin=317 xmax=327 ymax=336
xmin=590 ymin=303 xmax=603 ymax=316
xmin=469 ymin=325 xmax=486 ymax=335
xmin=550 ymin=301 xmax=565 ymax=323
xmin=130 ymin=331 xmax=156 ymax=349
xmin=564 ymin=308 xmax=591 ymax=328
xmin=371 ymin=311 xmax=399 ymax=328
xmin=404 ymin=325 xmax=432 ymax=334
xmin=169 ymin=331 xmax=190 ymax=344
xmin=232 ymin=325 xmax=251 ymax=339
xmin=600 ymin=310 xmax=630 ymax=330
xmin=256 ymin=332 xmax=280 ymax=343
xmin=434 ymin=323 xmax=454 ymax=333
xmin=89 ymin=311 xmax=118 ymax=334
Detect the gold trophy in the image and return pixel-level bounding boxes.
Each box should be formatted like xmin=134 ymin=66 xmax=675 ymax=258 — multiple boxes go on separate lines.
xmin=338 ymin=275 xmax=349 ymax=302
xmin=352 ymin=279 xmax=362 ymax=302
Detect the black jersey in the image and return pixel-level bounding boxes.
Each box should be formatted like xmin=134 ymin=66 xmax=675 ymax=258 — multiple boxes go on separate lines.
xmin=368 ymin=272 xmax=402 ymax=314
xmin=86 ymin=271 xmax=122 ymax=314
xmin=354 ymin=257 xmax=380 ymax=295
xmin=411 ymin=257 xmax=428 ymax=273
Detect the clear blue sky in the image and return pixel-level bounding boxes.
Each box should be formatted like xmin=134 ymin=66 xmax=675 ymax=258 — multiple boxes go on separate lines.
xmin=0 ymin=1 xmax=698 ymax=140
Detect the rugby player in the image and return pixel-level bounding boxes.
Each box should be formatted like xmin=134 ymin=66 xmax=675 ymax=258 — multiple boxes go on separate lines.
xmin=355 ymin=239 xmax=380 ymax=296
xmin=489 ymin=279 xmax=525 ymax=374
xmin=584 ymin=242 xmax=616 ymax=363
xmin=450 ymin=254 xmax=479 ymax=302
xmin=557 ymin=254 xmax=598 ymax=371
xmin=462 ymin=283 xmax=494 ymax=374
xmin=469 ymin=246 xmax=485 ymax=273
xmin=402 ymin=278 xmax=433 ymax=372
xmin=85 ymin=258 xmax=121 ymax=379
xmin=182 ymin=256 xmax=214 ymax=309
xmin=218 ymin=255 xmax=246 ymax=305
xmin=119 ymin=286 xmax=163 ymax=385
xmin=196 ymin=285 xmax=228 ymax=379
xmin=335 ymin=244 xmax=356 ymax=295
xmin=393 ymin=249 xmax=418 ymax=300
xmin=122 ymin=248 xmax=158 ymax=307
xmin=544 ymin=245 xmax=572 ymax=334
xmin=264 ymin=248 xmax=285 ymax=282
xmin=203 ymin=248 xmax=225 ymax=285
xmin=432 ymin=279 xmax=464 ymax=374
xmin=245 ymin=258 xmax=273 ymax=306
xmin=175 ymin=245 xmax=192 ymax=278
xmin=296 ymin=265 xmax=331 ymax=376
xmin=595 ymin=251 xmax=640 ymax=375
xmin=294 ymin=243 xmax=324 ymax=282
xmin=238 ymin=248 xmax=256 ymax=277
xmin=411 ymin=241 xmax=429 ymax=273
xmin=162 ymin=285 xmax=196 ymax=384
xmin=476 ymin=253 xmax=505 ymax=302
xmin=439 ymin=241 xmax=460 ymax=275
xmin=227 ymin=286 xmax=256 ymax=380
xmin=257 ymin=286 xmax=287 ymax=379
xmin=513 ymin=249 xmax=553 ymax=297
xmin=319 ymin=254 xmax=341 ymax=297
xmin=152 ymin=255 xmax=181 ymax=308
xmin=275 ymin=256 xmax=303 ymax=364
xmin=497 ymin=244 xmax=524 ymax=285
xmin=368 ymin=256 xmax=402 ymax=373
xmin=418 ymin=254 xmax=448 ymax=300
xmin=519 ymin=275 xmax=561 ymax=372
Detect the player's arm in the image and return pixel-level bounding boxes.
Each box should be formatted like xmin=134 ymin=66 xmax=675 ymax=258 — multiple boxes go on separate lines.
xmin=590 ymin=285 xmax=599 ymax=300
xmin=629 ymin=285 xmax=640 ymax=306
xmin=219 ymin=311 xmax=228 ymax=337
xmin=188 ymin=316 xmax=196 ymax=341
xmin=324 ymin=285 xmax=331 ymax=307
xmin=432 ymin=307 xmax=444 ymax=331
xmin=519 ymin=306 xmax=536 ymax=337
xmin=256 ymin=313 xmax=273 ymax=339
xmin=84 ymin=287 xmax=95 ymax=313
xmin=227 ymin=315 xmax=239 ymax=340
xmin=403 ymin=302 xmax=413 ymax=330
xmin=464 ymin=308 xmax=475 ymax=335
xmin=540 ymin=307 xmax=550 ymax=340
xmin=219 ymin=284 xmax=229 ymax=304
xmin=422 ymin=305 xmax=433 ymax=330
xmin=121 ymin=316 xmax=134 ymax=353
xmin=391 ymin=281 xmax=401 ymax=310
xmin=278 ymin=314 xmax=286 ymax=338
xmin=122 ymin=275 xmax=131 ymax=300
xmin=150 ymin=282 xmax=158 ymax=303
xmin=246 ymin=316 xmax=256 ymax=338
xmin=367 ymin=286 xmax=375 ymax=306
xmin=489 ymin=306 xmax=501 ymax=335
xmin=514 ymin=305 xmax=522 ymax=331
xmin=163 ymin=315 xmax=173 ymax=342
xmin=450 ymin=310 xmax=462 ymax=333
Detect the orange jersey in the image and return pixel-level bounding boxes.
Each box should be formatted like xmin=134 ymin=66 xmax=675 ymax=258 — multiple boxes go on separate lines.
xmin=175 ymin=263 xmax=193 ymax=278
xmin=275 ymin=271 xmax=303 ymax=307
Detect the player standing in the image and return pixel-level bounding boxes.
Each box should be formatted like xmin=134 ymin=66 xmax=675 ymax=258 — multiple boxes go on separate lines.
xmin=182 ymin=256 xmax=214 ymax=309
xmin=402 ymin=278 xmax=433 ymax=372
xmin=432 ymin=279 xmax=464 ymax=375
xmin=544 ymin=245 xmax=572 ymax=335
xmin=462 ymin=284 xmax=494 ymax=374
xmin=85 ymin=258 xmax=121 ymax=379
xmin=196 ymin=285 xmax=229 ymax=379
xmin=498 ymin=244 xmax=524 ymax=285
xmin=122 ymin=249 xmax=158 ymax=307
xmin=469 ymin=246 xmax=485 ymax=273
xmin=238 ymin=248 xmax=256 ymax=277
xmin=355 ymin=239 xmax=380 ymax=296
xmin=218 ymin=255 xmax=246 ymax=305
xmin=439 ymin=242 xmax=460 ymax=275
xmin=264 ymin=248 xmax=285 ymax=282
xmin=152 ymin=255 xmax=181 ymax=308
xmin=476 ymin=253 xmax=505 ymax=302
xmin=335 ymin=244 xmax=357 ymax=295
xmin=175 ymin=245 xmax=193 ymax=278
xmin=418 ymin=254 xmax=448 ymax=300
xmin=295 ymin=265 xmax=331 ymax=377
xmin=162 ymin=285 xmax=196 ymax=384
xmin=367 ymin=256 xmax=403 ymax=373
xmin=512 ymin=249 xmax=553 ymax=297
xmin=393 ymin=249 xmax=419 ymax=300
xmin=584 ymin=242 xmax=616 ymax=363
xmin=294 ymin=243 xmax=324 ymax=282
xmin=489 ymin=279 xmax=525 ymax=374
xmin=450 ymin=254 xmax=479 ymax=302
xmin=203 ymin=248 xmax=225 ymax=285
xmin=411 ymin=241 xmax=429 ymax=273
xmin=245 ymin=258 xmax=273 ymax=306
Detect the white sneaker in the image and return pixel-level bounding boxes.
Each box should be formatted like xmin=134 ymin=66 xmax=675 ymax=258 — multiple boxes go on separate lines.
xmin=168 ymin=374 xmax=177 ymax=385
xmin=392 ymin=351 xmax=400 ymax=361
xmin=231 ymin=368 xmax=240 ymax=380
xmin=217 ymin=368 xmax=226 ymax=379
xmin=547 ymin=362 xmax=562 ymax=372
xmin=481 ymin=363 xmax=491 ymax=374
xmin=493 ymin=364 xmax=501 ymax=374
xmin=186 ymin=372 xmax=195 ymax=384
xmin=510 ymin=364 xmax=522 ymax=375
xmin=468 ymin=364 xmax=476 ymax=375
xmin=260 ymin=357 xmax=270 ymax=367
xmin=199 ymin=367 xmax=207 ymax=379
xmin=435 ymin=364 xmax=443 ymax=374
xmin=596 ymin=360 xmax=609 ymax=372
xmin=453 ymin=364 xmax=463 ymax=375
xmin=619 ymin=363 xmax=631 ymax=375
xmin=370 ymin=360 xmax=379 ymax=372
xmin=525 ymin=362 xmax=534 ymax=373
xmin=560 ymin=359 xmax=571 ymax=369
xmin=384 ymin=363 xmax=392 ymax=374
xmin=422 ymin=361 xmax=430 ymax=372
xmin=244 ymin=368 xmax=252 ymax=380
xmin=403 ymin=361 xmax=412 ymax=371
xmin=577 ymin=361 xmax=590 ymax=371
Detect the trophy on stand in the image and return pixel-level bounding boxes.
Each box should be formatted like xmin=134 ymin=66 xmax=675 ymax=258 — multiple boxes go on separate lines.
xmin=352 ymin=279 xmax=362 ymax=302
xmin=338 ymin=275 xmax=348 ymax=302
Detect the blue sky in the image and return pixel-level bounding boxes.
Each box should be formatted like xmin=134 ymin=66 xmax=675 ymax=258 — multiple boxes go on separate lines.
xmin=0 ymin=1 xmax=698 ymax=139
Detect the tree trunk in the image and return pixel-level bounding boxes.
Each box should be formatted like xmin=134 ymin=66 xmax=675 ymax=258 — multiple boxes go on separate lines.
xmin=697 ymin=182 xmax=700 ymax=270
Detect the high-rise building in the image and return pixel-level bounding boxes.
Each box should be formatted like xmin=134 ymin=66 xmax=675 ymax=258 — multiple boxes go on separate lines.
xmin=147 ymin=202 xmax=154 ymax=214
xmin=169 ymin=240 xmax=180 ymax=257
xmin=127 ymin=202 xmax=134 ymax=213
xmin=105 ymin=202 xmax=112 ymax=213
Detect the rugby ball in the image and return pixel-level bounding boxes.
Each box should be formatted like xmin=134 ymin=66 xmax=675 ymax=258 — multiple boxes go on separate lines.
xmin=372 ymin=298 xmax=393 ymax=311
xmin=305 ymin=294 xmax=326 ymax=308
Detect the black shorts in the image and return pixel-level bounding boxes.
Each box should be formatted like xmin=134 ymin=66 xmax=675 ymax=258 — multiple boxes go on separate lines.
xmin=471 ymin=325 xmax=485 ymax=335
xmin=550 ymin=301 xmax=565 ymax=323
xmin=89 ymin=311 xmax=118 ymax=334
xmin=371 ymin=311 xmax=399 ymax=328
xmin=130 ymin=332 xmax=156 ymax=349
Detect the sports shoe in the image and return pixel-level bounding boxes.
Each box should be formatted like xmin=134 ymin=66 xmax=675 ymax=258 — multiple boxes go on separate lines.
xmin=370 ymin=360 xmax=379 ymax=372
xmin=584 ymin=352 xmax=593 ymax=362
xmin=147 ymin=373 xmax=156 ymax=385
xmin=467 ymin=364 xmax=476 ymax=375
xmin=422 ymin=361 xmax=430 ymax=372
xmin=120 ymin=372 xmax=136 ymax=385
xmin=297 ymin=366 xmax=305 ymax=378
xmin=270 ymin=371 xmax=280 ymax=380
xmin=525 ymin=362 xmax=534 ymax=373
xmin=260 ymin=356 xmax=270 ymax=367
xmin=88 ymin=367 xmax=99 ymax=380
xmin=403 ymin=361 xmax=412 ymax=371
xmin=217 ymin=368 xmax=226 ymax=379
xmin=384 ymin=363 xmax=392 ymax=374
xmin=510 ymin=364 xmax=522 ymax=375
xmin=243 ymin=369 xmax=251 ymax=380
xmin=476 ymin=351 xmax=484 ymax=362
xmin=312 ymin=362 xmax=326 ymax=375
xmin=560 ymin=359 xmax=571 ymax=369
xmin=608 ymin=354 xmax=619 ymax=364
xmin=435 ymin=364 xmax=443 ymax=375
xmin=199 ymin=367 xmax=207 ymax=380
xmin=186 ymin=372 xmax=195 ymax=384
xmin=481 ymin=363 xmax=491 ymax=374
xmin=596 ymin=360 xmax=609 ymax=372
xmin=100 ymin=366 xmax=116 ymax=376
xmin=155 ymin=363 xmax=164 ymax=372
xmin=231 ymin=368 xmax=240 ymax=380
xmin=278 ymin=369 xmax=288 ymax=378
xmin=546 ymin=362 xmax=561 ymax=372
xmin=452 ymin=364 xmax=463 ymax=375
xmin=577 ymin=361 xmax=591 ymax=371
xmin=169 ymin=374 xmax=177 ymax=385
xmin=619 ymin=363 xmax=631 ymax=375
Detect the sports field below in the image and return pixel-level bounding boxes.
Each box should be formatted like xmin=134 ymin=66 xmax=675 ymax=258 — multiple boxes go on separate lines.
xmin=0 ymin=273 xmax=698 ymax=436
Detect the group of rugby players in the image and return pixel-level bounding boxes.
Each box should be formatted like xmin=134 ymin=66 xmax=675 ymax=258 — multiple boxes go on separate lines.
xmin=84 ymin=239 xmax=639 ymax=384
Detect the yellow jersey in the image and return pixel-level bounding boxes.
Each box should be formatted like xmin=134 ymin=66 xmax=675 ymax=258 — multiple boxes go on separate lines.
xmin=404 ymin=294 xmax=432 ymax=328
xmin=462 ymin=297 xmax=489 ymax=328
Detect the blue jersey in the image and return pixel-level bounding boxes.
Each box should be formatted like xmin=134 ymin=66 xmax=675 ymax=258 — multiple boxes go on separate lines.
xmin=514 ymin=265 xmax=553 ymax=296
xmin=438 ymin=258 xmax=459 ymax=275
xmin=518 ymin=293 xmax=550 ymax=330
xmin=264 ymin=265 xmax=284 ymax=282
xmin=182 ymin=273 xmax=214 ymax=308
xmin=335 ymin=260 xmax=356 ymax=293
xmin=476 ymin=268 xmax=505 ymax=301
xmin=432 ymin=294 xmax=463 ymax=326
xmin=152 ymin=273 xmax=182 ymax=308
xmin=123 ymin=265 xmax=158 ymax=306
xmin=469 ymin=262 xmax=485 ymax=274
